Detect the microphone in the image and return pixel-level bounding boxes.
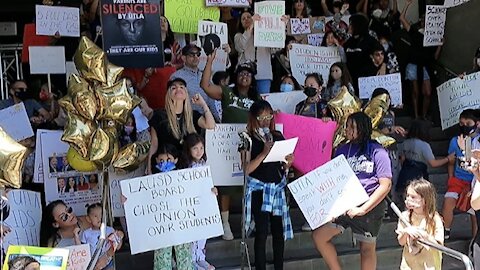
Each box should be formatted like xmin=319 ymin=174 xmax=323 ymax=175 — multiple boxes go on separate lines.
xmin=262 ymin=127 xmax=273 ymax=143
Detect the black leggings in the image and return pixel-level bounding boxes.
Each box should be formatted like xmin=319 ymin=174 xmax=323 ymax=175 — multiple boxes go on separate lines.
xmin=251 ymin=191 xmax=285 ymax=270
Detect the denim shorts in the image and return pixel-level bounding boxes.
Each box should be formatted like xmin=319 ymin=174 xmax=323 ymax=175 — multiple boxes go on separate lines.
xmin=405 ymin=63 xmax=430 ymax=81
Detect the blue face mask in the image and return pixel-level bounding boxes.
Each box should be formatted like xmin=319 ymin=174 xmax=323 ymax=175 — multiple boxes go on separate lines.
xmin=280 ymin=83 xmax=294 ymax=92
xmin=156 ymin=160 xmax=176 ymax=172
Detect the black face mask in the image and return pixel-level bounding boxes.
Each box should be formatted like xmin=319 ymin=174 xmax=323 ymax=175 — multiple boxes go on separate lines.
xmin=460 ymin=125 xmax=476 ymax=136
xmin=13 ymin=90 xmax=30 ymax=101
xmin=304 ymin=87 xmax=317 ymax=98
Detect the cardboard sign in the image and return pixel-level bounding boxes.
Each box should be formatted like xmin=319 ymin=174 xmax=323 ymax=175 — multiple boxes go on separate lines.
xmin=290 ymin=44 xmax=341 ymax=86
xmin=35 ymin=5 xmax=80 ymax=37
xmin=358 ymin=73 xmax=403 ymax=106
xmin=2 ymin=190 xmax=42 ymax=252
xmin=197 ymin=21 xmax=228 ymax=72
xmin=165 ymin=0 xmax=220 ymax=34
xmin=261 ymin=91 xmax=307 ymax=114
xmin=29 ymin=46 xmax=66 ymax=74
xmin=65 ymin=244 xmax=91 ymax=270
xmin=437 ymin=71 xmax=480 ymax=130
xmin=109 ymin=164 xmax=146 ymax=217
xmin=423 ymin=5 xmax=447 ymax=47
xmin=288 ymin=155 xmax=369 ymax=229
xmin=0 ymin=103 xmax=34 ymax=142
xmin=254 ymin=1 xmax=286 ymax=48
xmin=275 ymin=113 xmax=336 ymax=174
xmin=206 ymin=0 xmax=249 ymax=7
xmin=3 ymin=245 xmax=69 ymax=270
xmin=121 ymin=166 xmax=223 ymax=254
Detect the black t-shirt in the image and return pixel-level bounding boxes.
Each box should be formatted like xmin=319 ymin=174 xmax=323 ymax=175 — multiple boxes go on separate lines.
xmin=407 ymin=24 xmax=437 ymax=65
xmin=344 ymin=35 xmax=381 ymax=88
xmin=149 ymin=109 xmax=202 ymax=151
xmin=249 ymin=131 xmax=286 ymax=184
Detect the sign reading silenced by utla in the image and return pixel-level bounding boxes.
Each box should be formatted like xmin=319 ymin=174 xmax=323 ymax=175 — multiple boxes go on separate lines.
xmin=120 ymin=166 xmax=223 ymax=254
xmin=288 ymin=155 xmax=369 ymax=230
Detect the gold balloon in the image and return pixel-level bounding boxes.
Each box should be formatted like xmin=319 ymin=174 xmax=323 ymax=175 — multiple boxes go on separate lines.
xmin=372 ymin=130 xmax=396 ymax=148
xmin=327 ymin=86 xmax=362 ymax=123
xmin=113 ymin=141 xmax=151 ymax=171
xmin=363 ymin=93 xmax=390 ymax=129
xmin=62 ymin=113 xmax=97 ymax=158
xmin=106 ymin=63 xmax=124 ymax=87
xmin=96 ymin=79 xmax=141 ymax=124
xmin=0 ymin=127 xmax=28 ymax=188
xmin=74 ymin=36 xmax=107 ymax=84
xmin=91 ymin=127 xmax=119 ymax=167
xmin=67 ymin=74 xmax=97 ymax=120
xmin=58 ymin=95 xmax=76 ymax=115
xmin=333 ymin=128 xmax=346 ymax=148
xmin=67 ymin=147 xmax=98 ymax=172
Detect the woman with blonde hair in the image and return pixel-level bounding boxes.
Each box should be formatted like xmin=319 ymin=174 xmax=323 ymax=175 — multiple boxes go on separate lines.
xmin=147 ymin=78 xmax=215 ymax=174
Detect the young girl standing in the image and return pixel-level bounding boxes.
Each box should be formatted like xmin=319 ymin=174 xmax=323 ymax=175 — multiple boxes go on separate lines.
xmin=396 ymin=179 xmax=444 ymax=270
xmin=182 ymin=133 xmax=217 ymax=270
xmin=324 ymin=62 xmax=355 ymax=101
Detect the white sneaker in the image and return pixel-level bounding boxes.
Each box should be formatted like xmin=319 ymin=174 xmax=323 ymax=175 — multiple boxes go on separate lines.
xmin=193 ymin=261 xmax=206 ymax=270
xmin=197 ymin=260 xmax=215 ymax=270
xmin=302 ymin=222 xmax=312 ymax=231
xmin=222 ymin=222 xmax=234 ymax=240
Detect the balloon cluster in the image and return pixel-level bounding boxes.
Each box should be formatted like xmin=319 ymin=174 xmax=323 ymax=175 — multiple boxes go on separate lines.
xmin=328 ymin=86 xmax=395 ymax=148
xmin=60 ymin=37 xmax=149 ymax=172
xmin=0 ymin=127 xmax=28 ymax=188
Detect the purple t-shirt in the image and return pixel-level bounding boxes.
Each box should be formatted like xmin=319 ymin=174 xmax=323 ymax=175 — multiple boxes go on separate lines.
xmin=335 ymin=142 xmax=392 ymax=196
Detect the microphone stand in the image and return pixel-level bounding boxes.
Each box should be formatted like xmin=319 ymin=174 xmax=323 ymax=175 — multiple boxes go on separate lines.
xmin=238 ymin=132 xmax=252 ymax=270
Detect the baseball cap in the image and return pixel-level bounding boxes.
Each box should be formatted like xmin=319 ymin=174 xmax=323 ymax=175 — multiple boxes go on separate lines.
xmin=236 ymin=61 xmax=257 ymax=76
xmin=167 ymin=77 xmax=187 ymax=89
xmin=181 ymin=44 xmax=202 ymax=56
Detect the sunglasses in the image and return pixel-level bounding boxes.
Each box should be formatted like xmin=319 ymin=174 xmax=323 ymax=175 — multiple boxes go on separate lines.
xmin=257 ymin=114 xmax=274 ymax=121
xmin=187 ymin=52 xmax=201 ymax=57
xmin=59 ymin=207 xmax=73 ymax=222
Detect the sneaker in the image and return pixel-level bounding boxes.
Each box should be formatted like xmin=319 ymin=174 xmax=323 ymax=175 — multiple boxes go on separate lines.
xmin=197 ymin=260 xmax=215 ymax=270
xmin=444 ymin=229 xmax=451 ymax=240
xmin=222 ymin=222 xmax=234 ymax=240
xmin=302 ymin=222 xmax=312 ymax=231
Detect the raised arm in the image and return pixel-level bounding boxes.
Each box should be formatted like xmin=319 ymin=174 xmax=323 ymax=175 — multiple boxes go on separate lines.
xmin=400 ymin=0 xmax=412 ymax=32
xmin=200 ymin=51 xmax=223 ymax=100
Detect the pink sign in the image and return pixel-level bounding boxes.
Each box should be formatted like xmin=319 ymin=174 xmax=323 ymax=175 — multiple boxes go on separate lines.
xmin=275 ymin=112 xmax=336 ymax=174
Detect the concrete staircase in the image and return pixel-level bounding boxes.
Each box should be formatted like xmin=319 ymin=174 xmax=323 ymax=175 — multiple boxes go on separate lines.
xmin=114 ymin=116 xmax=475 ymax=269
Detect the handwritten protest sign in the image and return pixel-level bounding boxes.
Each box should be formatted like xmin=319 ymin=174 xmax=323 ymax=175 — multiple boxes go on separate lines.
xmin=197 ymin=21 xmax=228 ymax=72
xmin=3 ymin=245 xmax=69 ymax=270
xmin=109 ymin=165 xmax=146 ymax=217
xmin=3 ymin=190 xmax=42 ymax=252
xmin=290 ymin=44 xmax=341 ymax=86
xmin=437 ymin=71 xmax=480 ymax=130
xmin=0 ymin=103 xmax=34 ymax=142
xmin=29 ymin=46 xmax=66 ymax=74
xmin=358 ymin=73 xmax=402 ymax=106
xmin=443 ymin=0 xmax=469 ymax=8
xmin=121 ymin=166 xmax=223 ymax=254
xmin=288 ymin=16 xmax=325 ymax=35
xmin=307 ymin=33 xmax=325 ymax=46
xmin=288 ymin=155 xmax=369 ymax=229
xmin=66 ymin=244 xmax=91 ymax=270
xmin=35 ymin=5 xmax=80 ymax=37
xmin=261 ymin=91 xmax=307 ymax=114
xmin=254 ymin=1 xmax=286 ymax=48
xmin=165 ymin=0 xmax=220 ymax=34
xmin=206 ymin=0 xmax=249 ymax=7
xmin=423 ymin=5 xmax=447 ymax=47
xmin=275 ymin=113 xmax=336 ymax=174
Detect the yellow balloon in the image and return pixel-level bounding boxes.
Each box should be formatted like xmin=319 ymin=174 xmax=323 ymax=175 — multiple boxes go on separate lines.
xmin=327 ymin=86 xmax=362 ymax=123
xmin=58 ymin=95 xmax=76 ymax=115
xmin=96 ymin=79 xmax=141 ymax=124
xmin=74 ymin=36 xmax=107 ymax=84
xmin=62 ymin=113 xmax=97 ymax=159
xmin=105 ymin=63 xmax=124 ymax=87
xmin=91 ymin=127 xmax=119 ymax=167
xmin=68 ymin=74 xmax=97 ymax=120
xmin=0 ymin=127 xmax=28 ymax=188
xmin=113 ymin=141 xmax=151 ymax=171
xmin=67 ymin=147 xmax=98 ymax=172
xmin=363 ymin=93 xmax=390 ymax=129
xmin=372 ymin=130 xmax=396 ymax=148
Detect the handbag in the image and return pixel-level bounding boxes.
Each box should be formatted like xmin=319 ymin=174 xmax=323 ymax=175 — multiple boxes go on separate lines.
xmin=456 ymin=187 xmax=472 ymax=212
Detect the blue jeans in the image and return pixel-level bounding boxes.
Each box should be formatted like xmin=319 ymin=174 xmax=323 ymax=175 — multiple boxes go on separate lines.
xmin=256 ymin=79 xmax=271 ymax=94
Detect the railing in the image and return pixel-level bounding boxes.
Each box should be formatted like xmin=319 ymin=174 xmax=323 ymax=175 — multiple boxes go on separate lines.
xmin=389 ymin=201 xmax=474 ymax=270
xmin=0 ymin=44 xmax=23 ymax=100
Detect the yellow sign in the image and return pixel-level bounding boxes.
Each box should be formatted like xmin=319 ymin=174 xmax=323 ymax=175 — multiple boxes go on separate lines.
xmin=3 ymin=245 xmax=69 ymax=270
xmin=165 ymin=0 xmax=220 ymax=34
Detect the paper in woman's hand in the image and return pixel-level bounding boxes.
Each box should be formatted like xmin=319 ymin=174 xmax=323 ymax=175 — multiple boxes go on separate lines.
xmin=263 ymin=137 xmax=298 ymax=163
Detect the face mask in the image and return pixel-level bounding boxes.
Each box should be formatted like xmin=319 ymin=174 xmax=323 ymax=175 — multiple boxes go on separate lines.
xmin=280 ymin=83 xmax=294 ymax=92
xmin=124 ymin=126 xmax=134 ymax=135
xmin=14 ymin=91 xmax=29 ymax=101
xmin=381 ymin=43 xmax=389 ymax=52
xmin=156 ymin=160 xmax=176 ymax=173
xmin=39 ymin=91 xmax=49 ymax=101
xmin=304 ymin=87 xmax=317 ymax=98
xmin=460 ymin=125 xmax=476 ymax=136
xmin=405 ymin=197 xmax=423 ymax=210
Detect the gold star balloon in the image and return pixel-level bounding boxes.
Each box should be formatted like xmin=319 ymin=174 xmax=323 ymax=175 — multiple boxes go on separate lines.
xmin=92 ymin=126 xmax=119 ymax=168
xmin=67 ymin=74 xmax=97 ymax=120
xmin=328 ymin=87 xmax=362 ymax=148
xmin=106 ymin=63 xmax=124 ymax=87
xmin=96 ymin=79 xmax=141 ymax=124
xmin=58 ymin=95 xmax=76 ymax=115
xmin=372 ymin=130 xmax=396 ymax=148
xmin=0 ymin=127 xmax=28 ymax=188
xmin=62 ymin=113 xmax=97 ymax=158
xmin=363 ymin=93 xmax=390 ymax=129
xmin=74 ymin=36 xmax=107 ymax=84
xmin=113 ymin=141 xmax=151 ymax=172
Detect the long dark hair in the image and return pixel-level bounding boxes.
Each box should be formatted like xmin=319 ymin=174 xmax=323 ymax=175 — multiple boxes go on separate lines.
xmin=327 ymin=62 xmax=353 ymax=88
xmin=246 ymin=100 xmax=279 ymax=138
xmin=349 ymin=14 xmax=369 ymax=37
xmin=321 ymin=31 xmax=340 ymax=47
xmin=40 ymin=200 xmax=66 ymax=247
xmin=292 ymin=0 xmax=308 ymax=18
xmin=348 ymin=112 xmax=374 ymax=157
xmin=237 ymin=9 xmax=254 ymax=34
xmin=162 ymin=16 xmax=175 ymax=48
xmin=182 ymin=133 xmax=207 ymax=166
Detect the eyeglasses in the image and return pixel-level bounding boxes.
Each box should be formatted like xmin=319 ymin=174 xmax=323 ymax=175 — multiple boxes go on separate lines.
xmin=58 ymin=207 xmax=73 ymax=222
xmin=239 ymin=71 xmax=252 ymax=77
xmin=256 ymin=114 xmax=274 ymax=121
xmin=187 ymin=52 xmax=201 ymax=57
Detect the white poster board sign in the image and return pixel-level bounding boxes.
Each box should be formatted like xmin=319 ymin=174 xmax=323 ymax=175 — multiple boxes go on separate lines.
xmin=437 ymin=71 xmax=480 ymax=130
xmin=254 ymin=1 xmax=286 ymax=48
xmin=290 ymin=18 xmax=311 ymax=35
xmin=423 ymin=5 xmax=447 ymax=47
xmin=42 ymin=131 xmax=102 ymax=216
xmin=29 ymin=46 xmax=66 ymax=74
xmin=109 ymin=164 xmax=146 ymax=217
xmin=0 ymin=103 xmax=34 ymax=142
xmin=290 ymin=44 xmax=341 ymax=86
xmin=443 ymin=0 xmax=469 ymax=8
xmin=261 ymin=91 xmax=307 ymax=114
xmin=197 ymin=21 xmax=228 ymax=72
xmin=34 ymin=130 xmax=58 ymax=183
xmin=205 ymin=0 xmax=249 ymax=7
xmin=35 ymin=5 xmax=80 ymax=37
xmin=358 ymin=73 xmax=403 ymax=106
xmin=66 ymin=244 xmax=91 ymax=270
xmin=288 ymin=155 xmax=369 ymax=229
xmin=3 ymin=190 xmax=42 ymax=251
xmin=121 ymin=166 xmax=223 ymax=254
